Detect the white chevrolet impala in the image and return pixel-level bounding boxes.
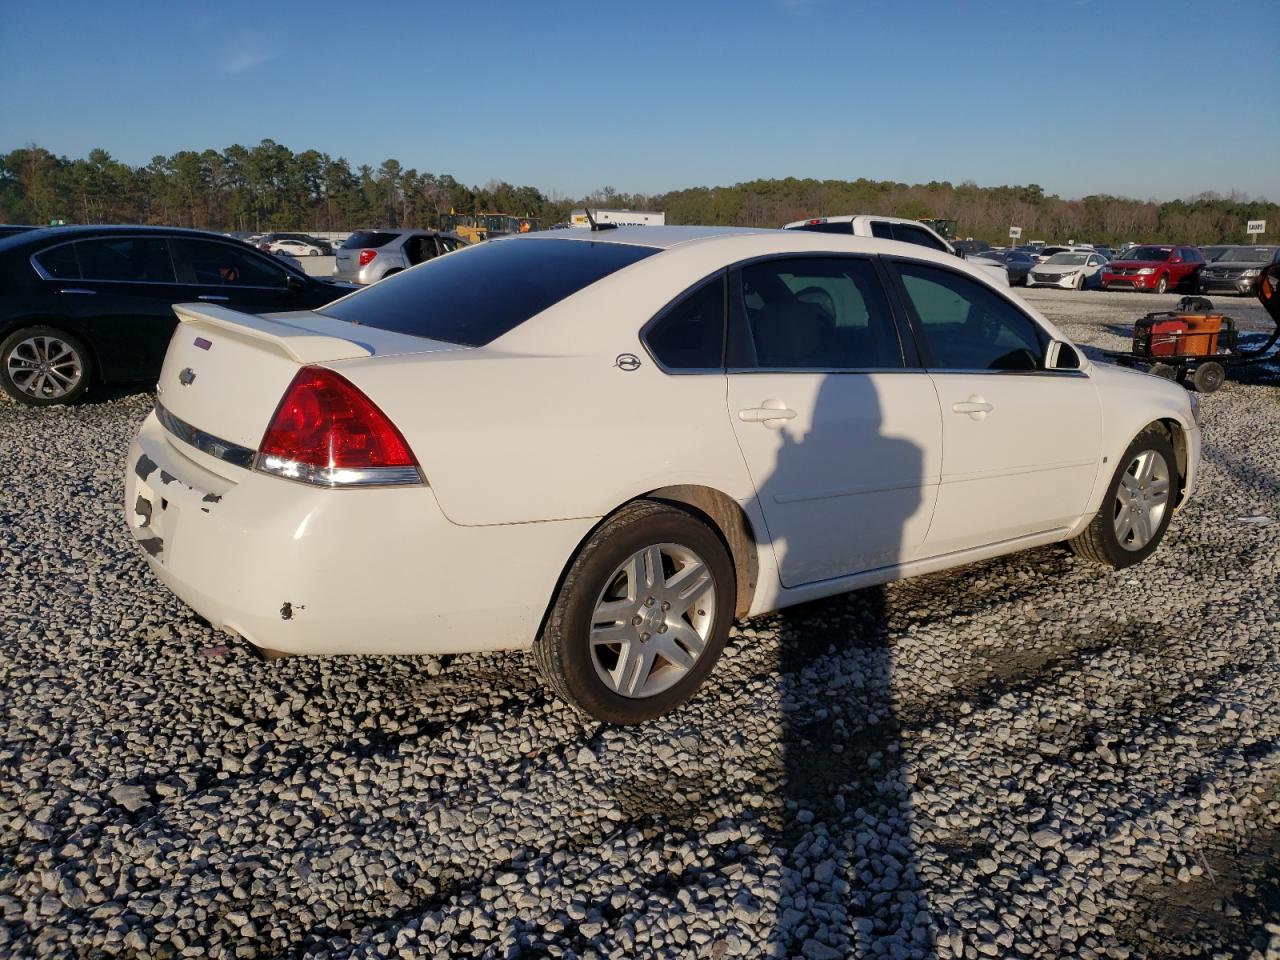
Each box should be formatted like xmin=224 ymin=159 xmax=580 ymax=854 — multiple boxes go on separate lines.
xmin=125 ymin=226 xmax=1201 ymax=724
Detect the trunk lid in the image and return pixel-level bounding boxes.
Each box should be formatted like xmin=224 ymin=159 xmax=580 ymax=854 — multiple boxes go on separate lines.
xmin=154 ymin=303 xmax=458 ymax=480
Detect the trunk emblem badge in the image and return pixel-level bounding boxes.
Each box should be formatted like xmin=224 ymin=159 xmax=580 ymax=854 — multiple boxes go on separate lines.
xmin=194 ymin=337 xmax=212 ymax=350
xmin=179 ymin=368 xmax=197 ymax=386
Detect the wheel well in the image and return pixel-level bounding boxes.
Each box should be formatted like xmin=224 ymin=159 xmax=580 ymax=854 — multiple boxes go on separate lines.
xmin=532 ymin=486 xmax=761 ymax=648
xmin=644 ymin=485 xmax=759 ymax=618
xmin=1153 ymin=418 xmax=1190 ymax=506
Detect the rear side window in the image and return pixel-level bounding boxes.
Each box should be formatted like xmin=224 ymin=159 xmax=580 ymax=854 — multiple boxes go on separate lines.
xmin=870 ymin=221 xmax=895 ymax=240
xmin=76 ymin=238 xmax=176 ymax=283
xmin=893 ymin=224 xmax=949 ymax=252
xmin=342 ymin=231 xmax=398 ymax=249
xmin=320 ymin=238 xmax=659 ymax=346
xmin=34 ymin=244 xmax=80 ymax=279
xmin=645 ymin=275 xmax=725 ymax=370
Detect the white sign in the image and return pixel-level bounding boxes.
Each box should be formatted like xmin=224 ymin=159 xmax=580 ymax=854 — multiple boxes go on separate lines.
xmin=1247 ymin=220 xmax=1266 ymax=235
xmin=1008 ymin=226 xmax=1022 ymax=239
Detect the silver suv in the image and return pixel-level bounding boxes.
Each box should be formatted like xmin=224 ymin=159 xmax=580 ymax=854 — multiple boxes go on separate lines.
xmin=334 ymin=229 xmax=464 ymax=284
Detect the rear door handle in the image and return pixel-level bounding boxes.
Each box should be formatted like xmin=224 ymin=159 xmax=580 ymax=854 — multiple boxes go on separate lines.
xmin=58 ymin=287 xmax=96 ymax=295
xmin=952 ymin=395 xmax=994 ymax=419
xmin=198 ymin=294 xmax=230 ymax=302
xmin=738 ymin=400 xmax=797 ymax=428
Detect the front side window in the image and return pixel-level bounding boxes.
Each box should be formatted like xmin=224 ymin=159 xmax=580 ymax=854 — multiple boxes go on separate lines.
xmin=729 ymin=257 xmax=902 ymax=370
xmin=320 ymin=238 xmax=658 ymax=346
xmin=171 ymin=240 xmax=289 ymax=287
xmin=893 ymin=261 xmax=1046 ymax=371
xmin=644 ymin=275 xmax=725 ymax=370
xmin=33 ymin=243 xmax=80 ymax=279
xmin=76 ymin=237 xmax=175 ymax=283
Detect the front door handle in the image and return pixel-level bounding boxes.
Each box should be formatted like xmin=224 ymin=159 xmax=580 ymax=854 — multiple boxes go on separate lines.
xmin=952 ymin=395 xmax=994 ymax=420
xmin=739 ymin=400 xmax=797 ymax=428
xmin=58 ymin=287 xmax=96 ymax=295
xmin=198 ymin=294 xmax=230 ymax=302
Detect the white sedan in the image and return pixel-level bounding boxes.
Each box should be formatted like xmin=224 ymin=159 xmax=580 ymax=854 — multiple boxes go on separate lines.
xmin=1027 ymin=251 xmax=1110 ymax=290
xmin=268 ymin=238 xmax=324 ymax=257
xmin=124 ymin=227 xmax=1201 ymax=724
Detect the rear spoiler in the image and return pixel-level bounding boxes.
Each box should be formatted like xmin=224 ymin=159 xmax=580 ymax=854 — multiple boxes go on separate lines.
xmin=172 ymin=303 xmax=372 ymax=364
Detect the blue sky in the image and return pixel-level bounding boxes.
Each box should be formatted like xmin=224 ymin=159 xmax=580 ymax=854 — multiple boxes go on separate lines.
xmin=2 ymin=0 xmax=1276 ymax=202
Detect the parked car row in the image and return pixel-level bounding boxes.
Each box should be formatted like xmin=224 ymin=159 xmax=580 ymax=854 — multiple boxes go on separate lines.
xmin=334 ymin=229 xmax=465 ymax=284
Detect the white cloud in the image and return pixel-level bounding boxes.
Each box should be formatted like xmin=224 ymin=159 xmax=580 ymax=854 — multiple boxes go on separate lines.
xmin=220 ymin=39 xmax=273 ymax=74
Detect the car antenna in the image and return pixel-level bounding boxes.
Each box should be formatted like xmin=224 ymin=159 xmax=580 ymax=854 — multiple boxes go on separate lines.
xmin=584 ymin=208 xmax=617 ymax=232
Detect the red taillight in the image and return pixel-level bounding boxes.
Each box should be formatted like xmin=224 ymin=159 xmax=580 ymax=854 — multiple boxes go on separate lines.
xmin=807 ymin=219 xmax=823 ymax=225
xmin=256 ymin=367 xmax=420 ymax=486
xmin=358 ymin=249 xmax=377 ymax=266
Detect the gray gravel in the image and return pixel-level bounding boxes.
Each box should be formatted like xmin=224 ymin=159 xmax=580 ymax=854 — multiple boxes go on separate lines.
xmin=2 ymin=286 xmax=1278 ymax=959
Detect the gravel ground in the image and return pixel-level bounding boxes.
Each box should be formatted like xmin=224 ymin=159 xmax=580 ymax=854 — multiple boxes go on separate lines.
xmin=2 ymin=285 xmax=1278 ymax=959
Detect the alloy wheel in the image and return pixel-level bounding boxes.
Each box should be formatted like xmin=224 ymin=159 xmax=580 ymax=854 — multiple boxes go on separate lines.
xmin=589 ymin=542 xmax=717 ymax=698
xmin=6 ymin=335 xmax=84 ymax=400
xmin=1113 ymin=450 xmax=1171 ymax=551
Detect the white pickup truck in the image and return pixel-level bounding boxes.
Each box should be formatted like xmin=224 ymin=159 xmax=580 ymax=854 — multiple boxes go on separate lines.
xmin=783 ymin=214 xmax=1010 ymax=287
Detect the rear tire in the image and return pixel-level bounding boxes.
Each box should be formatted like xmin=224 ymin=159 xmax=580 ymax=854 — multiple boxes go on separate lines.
xmin=532 ymin=500 xmax=735 ymax=725
xmin=1147 ymin=362 xmax=1178 ymax=381
xmin=1069 ymin=426 xmax=1177 ymax=569
xmin=0 ymin=325 xmax=93 ymax=406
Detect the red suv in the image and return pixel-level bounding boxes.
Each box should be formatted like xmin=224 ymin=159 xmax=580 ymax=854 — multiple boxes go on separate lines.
xmin=1101 ymin=245 xmax=1204 ymax=294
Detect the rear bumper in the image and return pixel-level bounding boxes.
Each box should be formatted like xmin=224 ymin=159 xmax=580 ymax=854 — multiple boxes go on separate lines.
xmin=124 ymin=411 xmax=594 ymax=655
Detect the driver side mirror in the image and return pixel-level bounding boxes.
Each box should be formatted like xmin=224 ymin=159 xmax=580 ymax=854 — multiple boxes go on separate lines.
xmin=286 ymin=273 xmax=307 ymax=294
xmin=1259 ymin=262 xmax=1280 ymax=322
xmin=1044 ymin=339 xmax=1082 ymax=371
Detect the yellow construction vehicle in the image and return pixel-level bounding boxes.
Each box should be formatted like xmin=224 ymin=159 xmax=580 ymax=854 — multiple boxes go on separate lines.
xmin=440 ymin=212 xmax=540 ymax=245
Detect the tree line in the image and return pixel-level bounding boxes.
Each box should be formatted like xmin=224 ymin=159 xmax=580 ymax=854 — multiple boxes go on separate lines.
xmin=1 ymin=141 xmax=1274 ymax=245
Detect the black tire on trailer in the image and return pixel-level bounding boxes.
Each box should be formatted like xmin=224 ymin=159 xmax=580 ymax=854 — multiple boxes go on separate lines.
xmin=1191 ymin=361 xmax=1225 ymax=393
xmin=1146 ymin=362 xmax=1178 ymax=382
xmin=532 ymin=500 xmax=735 ymax=725
xmin=1069 ymin=425 xmax=1178 ymax=569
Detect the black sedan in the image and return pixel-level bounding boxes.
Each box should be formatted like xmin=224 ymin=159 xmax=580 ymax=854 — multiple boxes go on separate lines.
xmin=969 ymin=248 xmax=1035 ymax=286
xmin=0 ymin=225 xmax=355 ymax=405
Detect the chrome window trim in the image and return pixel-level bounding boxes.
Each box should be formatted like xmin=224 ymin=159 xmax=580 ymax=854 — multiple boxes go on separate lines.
xmin=29 ymin=236 xmax=296 ymax=290
xmin=155 ymin=402 xmax=256 ymax=469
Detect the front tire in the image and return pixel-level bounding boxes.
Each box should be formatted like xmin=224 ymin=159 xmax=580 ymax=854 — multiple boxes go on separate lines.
xmin=1155 ymin=275 xmax=1169 ymax=294
xmin=532 ymin=500 xmax=735 ymax=724
xmin=0 ymin=326 xmax=93 ymax=406
xmin=1069 ymin=426 xmax=1177 ymax=569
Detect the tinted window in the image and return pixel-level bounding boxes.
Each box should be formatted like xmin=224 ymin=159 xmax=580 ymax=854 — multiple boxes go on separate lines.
xmin=791 ymin=221 xmax=855 ymax=235
xmin=730 ymin=257 xmax=902 ymax=370
xmin=342 ymin=231 xmax=398 ymax=249
xmin=320 ymin=238 xmax=658 ymax=346
xmin=1126 ymin=246 xmax=1173 ymax=261
xmin=171 ymin=239 xmax=289 ymax=288
xmin=892 ymin=224 xmax=949 ymax=252
xmin=870 ymin=221 xmax=895 ymax=240
xmin=75 ymin=238 xmax=175 ymax=283
xmin=645 ymin=275 xmax=724 ymax=370
xmin=894 ymin=262 xmax=1045 ymax=371
xmin=34 ymin=243 xmax=80 ymax=279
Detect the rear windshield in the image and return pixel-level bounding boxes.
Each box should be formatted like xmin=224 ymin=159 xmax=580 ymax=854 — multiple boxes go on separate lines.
xmin=319 ymin=237 xmax=659 ymax=346
xmin=1124 ymin=246 xmax=1172 ymax=261
xmin=341 ymin=231 xmax=398 ymax=249
xmin=789 ymin=221 xmax=854 ymax=235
